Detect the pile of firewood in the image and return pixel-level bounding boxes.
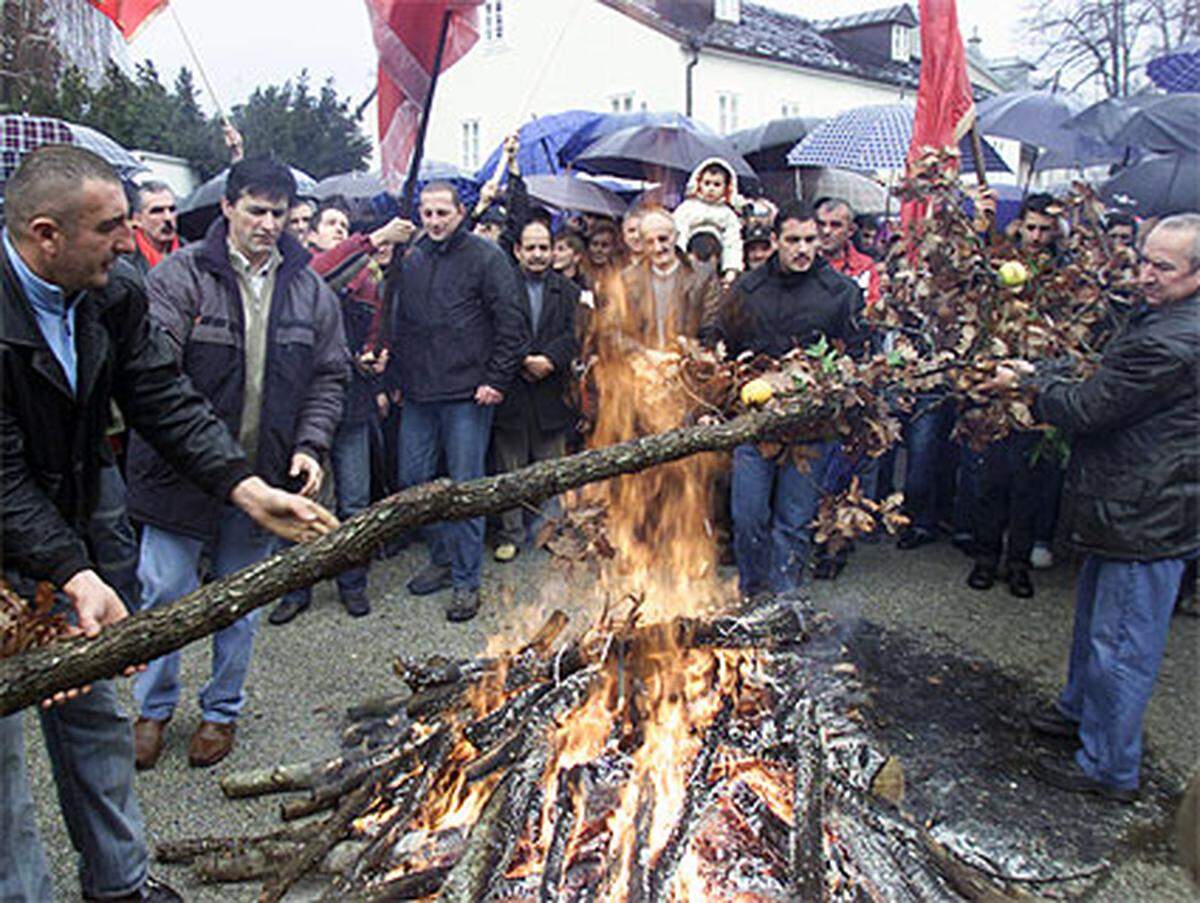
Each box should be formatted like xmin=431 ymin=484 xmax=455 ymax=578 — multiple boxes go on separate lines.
xmin=161 ymin=599 xmax=1032 ymax=902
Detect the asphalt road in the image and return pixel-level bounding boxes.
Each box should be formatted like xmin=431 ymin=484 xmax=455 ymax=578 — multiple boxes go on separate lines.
xmin=21 ymin=537 xmax=1200 ymax=901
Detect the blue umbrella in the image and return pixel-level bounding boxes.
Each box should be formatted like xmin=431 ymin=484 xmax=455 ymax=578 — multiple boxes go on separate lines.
xmin=785 ymin=103 xmax=1009 ymax=173
xmin=557 ymin=111 xmax=715 ymax=168
xmin=474 ymin=110 xmax=607 ymax=182
xmin=1147 ymin=40 xmax=1200 ymax=93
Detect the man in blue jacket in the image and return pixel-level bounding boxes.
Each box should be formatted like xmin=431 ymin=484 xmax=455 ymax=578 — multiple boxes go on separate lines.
xmin=388 ymin=182 xmax=529 ymax=621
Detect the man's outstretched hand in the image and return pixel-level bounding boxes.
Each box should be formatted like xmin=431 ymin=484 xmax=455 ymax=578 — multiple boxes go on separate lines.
xmin=48 ymin=569 xmax=144 ymax=709
xmin=230 ymin=476 xmax=339 ymax=543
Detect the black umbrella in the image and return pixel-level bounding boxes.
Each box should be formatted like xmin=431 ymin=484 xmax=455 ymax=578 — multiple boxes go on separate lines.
xmin=728 ymin=117 xmax=822 ymax=171
xmin=178 ymin=165 xmax=318 ymax=240
xmin=573 ymin=124 xmax=759 ymax=191
xmin=1065 ymin=94 xmax=1160 ymax=144
xmin=1100 ymin=153 xmax=1200 ymax=218
xmin=1111 ymin=94 xmax=1200 ymax=154
xmin=523 ymin=174 xmax=627 ymax=218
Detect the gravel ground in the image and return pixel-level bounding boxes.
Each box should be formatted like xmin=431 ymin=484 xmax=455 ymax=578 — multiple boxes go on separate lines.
xmin=21 ymin=538 xmax=1200 ymax=901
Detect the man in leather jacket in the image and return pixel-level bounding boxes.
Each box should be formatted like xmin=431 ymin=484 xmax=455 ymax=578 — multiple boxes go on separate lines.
xmin=992 ymin=213 xmax=1200 ymax=801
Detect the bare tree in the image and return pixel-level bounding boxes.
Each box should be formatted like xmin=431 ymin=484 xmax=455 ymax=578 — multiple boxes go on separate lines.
xmin=0 ymin=0 xmax=59 ymax=110
xmin=1025 ymin=0 xmax=1200 ymax=97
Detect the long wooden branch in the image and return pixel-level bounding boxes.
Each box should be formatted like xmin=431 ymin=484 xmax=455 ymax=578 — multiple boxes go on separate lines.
xmin=0 ymin=399 xmax=834 ymax=715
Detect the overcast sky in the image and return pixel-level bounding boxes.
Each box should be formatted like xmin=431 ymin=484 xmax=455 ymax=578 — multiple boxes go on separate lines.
xmin=131 ymin=0 xmax=1024 ymax=124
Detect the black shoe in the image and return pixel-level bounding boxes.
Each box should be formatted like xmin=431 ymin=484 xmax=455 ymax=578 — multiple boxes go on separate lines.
xmin=1028 ymin=703 xmax=1080 ymax=739
xmin=812 ymin=557 xmax=844 ymax=580
xmin=896 ymin=528 xmax=935 ymax=550
xmin=268 ymin=596 xmax=309 ymax=625
xmin=341 ymin=593 xmax=371 ymax=618
xmin=446 ymin=587 xmax=480 ymax=622
xmin=407 ymin=564 xmax=453 ymax=596
xmin=1007 ymin=567 xmax=1034 ymax=598
xmin=967 ymin=562 xmax=996 ymax=590
xmin=85 ymin=875 xmax=183 ymax=902
xmin=1030 ymin=754 xmax=1137 ymax=803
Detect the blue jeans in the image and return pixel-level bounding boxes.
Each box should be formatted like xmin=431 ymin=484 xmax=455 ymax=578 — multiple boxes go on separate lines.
xmin=400 ymin=399 xmax=494 ymax=590
xmin=1 ymin=679 xmax=148 ymax=901
xmin=731 ymin=441 xmax=834 ymax=595
xmin=902 ymin=396 xmax=955 ymax=534
xmin=1057 ymin=554 xmax=1192 ymax=790
xmin=134 ymin=507 xmax=274 ymax=723
xmin=278 ymin=420 xmax=372 ymax=606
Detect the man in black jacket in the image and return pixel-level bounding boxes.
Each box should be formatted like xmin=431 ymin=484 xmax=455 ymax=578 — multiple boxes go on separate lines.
xmin=0 ymin=148 xmax=335 ymax=902
xmin=713 ymin=201 xmax=860 ymax=597
xmin=991 ymin=213 xmax=1200 ymax=801
xmin=125 ymin=159 xmax=348 ymax=771
xmin=389 ymin=182 xmax=528 ymax=621
xmin=492 ymin=219 xmax=579 ymax=562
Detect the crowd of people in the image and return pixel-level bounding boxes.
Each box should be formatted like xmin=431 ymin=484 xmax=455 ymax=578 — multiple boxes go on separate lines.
xmin=0 ymin=121 xmax=1196 ymax=899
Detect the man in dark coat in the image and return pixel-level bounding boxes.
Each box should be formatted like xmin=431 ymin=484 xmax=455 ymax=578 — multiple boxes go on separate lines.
xmin=713 ymin=201 xmax=860 ymax=597
xmin=0 ymin=147 xmax=335 ymax=902
xmin=388 ymin=182 xmax=529 ymax=621
xmin=492 ymin=219 xmax=579 ymax=561
xmin=125 ymin=159 xmax=348 ymax=770
xmin=991 ymin=213 xmax=1200 ymax=801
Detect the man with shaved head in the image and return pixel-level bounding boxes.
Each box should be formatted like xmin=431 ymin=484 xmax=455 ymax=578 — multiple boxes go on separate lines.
xmin=0 ymin=146 xmax=336 ymax=901
xmin=991 ymin=213 xmax=1200 ymax=802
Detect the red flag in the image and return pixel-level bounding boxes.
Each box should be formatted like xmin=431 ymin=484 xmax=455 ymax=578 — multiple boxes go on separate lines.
xmin=903 ymin=0 xmax=976 ymax=227
xmin=87 ymin=0 xmax=167 ymax=41
xmin=365 ymin=0 xmax=483 ymax=188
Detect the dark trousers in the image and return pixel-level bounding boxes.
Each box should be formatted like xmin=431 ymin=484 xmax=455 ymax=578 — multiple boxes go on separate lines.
xmin=972 ymin=432 xmax=1063 ymax=568
xmin=492 ymin=420 xmax=566 ymax=545
xmin=901 ymin=395 xmax=956 ymax=534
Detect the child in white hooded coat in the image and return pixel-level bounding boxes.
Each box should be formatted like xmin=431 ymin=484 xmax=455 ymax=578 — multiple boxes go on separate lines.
xmin=672 ymin=157 xmax=744 ymax=281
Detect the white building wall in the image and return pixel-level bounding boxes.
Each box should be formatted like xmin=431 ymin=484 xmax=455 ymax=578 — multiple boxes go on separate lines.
xmin=691 ymin=49 xmax=912 ymax=134
xmin=426 ymin=0 xmax=685 ymax=171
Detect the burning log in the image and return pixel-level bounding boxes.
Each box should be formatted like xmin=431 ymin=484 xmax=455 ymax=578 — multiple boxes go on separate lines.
xmin=0 ymin=399 xmax=837 ymax=715
xmin=160 ymin=600 xmax=1034 ymax=902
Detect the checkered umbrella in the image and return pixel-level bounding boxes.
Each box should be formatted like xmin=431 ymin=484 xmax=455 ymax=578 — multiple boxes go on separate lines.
xmin=785 ymin=103 xmax=1008 ymax=173
xmin=0 ymin=114 xmax=146 ymax=185
xmin=1147 ymin=41 xmax=1200 ymax=94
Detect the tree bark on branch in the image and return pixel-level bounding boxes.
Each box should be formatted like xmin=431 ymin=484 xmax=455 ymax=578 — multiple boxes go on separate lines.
xmin=0 ymin=399 xmax=836 ymax=715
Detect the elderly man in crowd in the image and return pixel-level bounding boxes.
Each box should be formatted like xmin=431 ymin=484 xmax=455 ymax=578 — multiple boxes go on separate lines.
xmin=388 ymin=182 xmax=528 ymax=621
xmin=0 ymin=146 xmax=335 ymax=902
xmin=126 ymin=158 xmax=348 ymax=770
xmin=991 ymin=213 xmax=1200 ymax=802
xmin=129 ymin=180 xmax=181 ymax=274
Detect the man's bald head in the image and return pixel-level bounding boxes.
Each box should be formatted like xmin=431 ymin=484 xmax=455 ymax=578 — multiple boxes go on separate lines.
xmin=639 ymin=208 xmax=678 ymax=270
xmin=4 ymin=145 xmax=123 ymax=240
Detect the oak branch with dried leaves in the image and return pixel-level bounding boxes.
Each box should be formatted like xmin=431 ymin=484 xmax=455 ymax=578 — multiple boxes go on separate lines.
xmin=0 ymin=152 xmax=1136 ymax=713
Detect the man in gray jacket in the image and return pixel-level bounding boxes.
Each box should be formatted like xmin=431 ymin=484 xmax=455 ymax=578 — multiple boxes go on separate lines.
xmin=126 ymin=159 xmax=349 ymax=770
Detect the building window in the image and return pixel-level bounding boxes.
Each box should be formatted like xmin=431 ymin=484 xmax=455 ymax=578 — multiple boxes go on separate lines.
xmin=484 ymin=0 xmax=505 ymax=43
xmin=781 ymin=100 xmax=802 ymax=118
xmin=891 ymin=25 xmax=912 ymax=63
xmin=717 ymin=92 xmax=739 ymax=134
xmin=714 ymin=0 xmax=740 ymax=23
xmin=610 ymin=91 xmax=635 ymax=113
xmin=462 ymin=119 xmax=480 ymax=169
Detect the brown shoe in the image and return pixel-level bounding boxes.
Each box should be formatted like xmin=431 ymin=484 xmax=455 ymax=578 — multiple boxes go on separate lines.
xmin=187 ymin=720 xmax=236 ymax=768
xmin=133 ymin=717 xmax=170 ymax=771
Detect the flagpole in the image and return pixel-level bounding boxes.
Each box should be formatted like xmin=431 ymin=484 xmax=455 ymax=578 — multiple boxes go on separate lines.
xmin=167 ymin=3 xmax=232 ymax=129
xmin=400 ymin=9 xmax=454 ymax=218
